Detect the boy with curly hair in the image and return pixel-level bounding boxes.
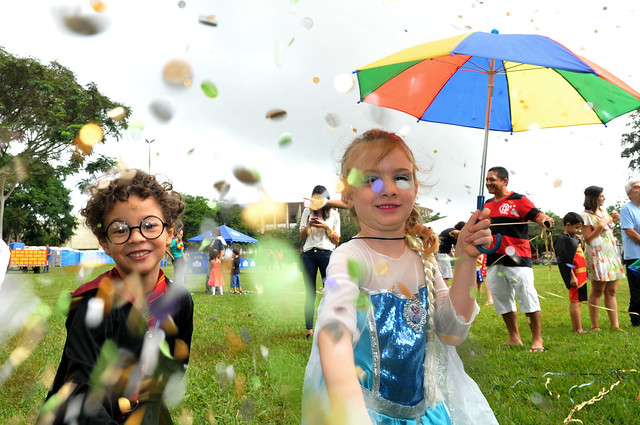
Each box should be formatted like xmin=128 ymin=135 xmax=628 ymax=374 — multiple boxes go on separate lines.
xmin=38 ymin=169 xmax=194 ymax=424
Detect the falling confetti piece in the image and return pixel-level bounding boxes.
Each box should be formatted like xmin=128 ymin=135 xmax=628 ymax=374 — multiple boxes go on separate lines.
xmin=301 ymin=17 xmax=314 ymax=29
xmin=78 ymin=123 xmax=103 ymax=147
xmin=433 ymin=149 xmax=438 ymax=153
xmin=278 ymin=132 xmax=292 ymax=146
xmin=233 ymin=167 xmax=261 ymax=184
xmin=309 ymin=193 xmax=328 ymax=210
xmin=505 ymin=246 xmax=516 ymax=256
xmin=439 ymin=334 xmax=462 ymax=345
xmin=397 ymin=282 xmax=413 ymax=298
xmin=374 ymin=260 xmax=389 ymax=276
xmin=107 ymin=106 xmax=126 ymax=122
xmin=347 ymin=168 xmax=365 ymax=187
xmin=187 ymin=148 xmax=195 ymax=155
xmin=266 ymin=109 xmax=287 ymax=120
xmin=553 ymin=179 xmax=562 ymax=187
xmin=347 ymin=258 xmax=363 ymax=282
xmin=163 ymin=59 xmax=192 ymax=86
xmin=90 ymin=0 xmax=107 ymax=13
xmin=198 ymin=14 xmax=217 ymax=26
xmin=355 ymin=366 xmax=367 ymax=383
xmin=312 ymin=76 xmax=320 ymax=84
xmin=275 ymin=41 xmax=285 ymax=67
xmin=333 ymin=73 xmax=354 ymax=93
xmin=324 ymin=113 xmax=340 ymax=129
xmin=260 ymin=345 xmax=269 ymax=358
xmin=371 ymin=179 xmax=384 ymax=194
xmin=178 ymin=0 xmax=186 ymax=8
xmin=213 ymin=180 xmax=230 ymax=198
xmin=335 ymin=179 xmax=345 ymax=193
xmin=201 ymin=81 xmax=219 ymax=99
xmin=149 ymin=96 xmax=175 ymax=122
xmin=56 ymin=291 xmax=71 ymax=314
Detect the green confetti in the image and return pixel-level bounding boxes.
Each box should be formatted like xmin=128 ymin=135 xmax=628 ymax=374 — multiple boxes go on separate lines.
xmin=201 ymin=81 xmax=219 ymax=99
xmin=347 ymin=168 xmax=365 ymax=187
xmin=187 ymin=147 xmax=195 ymax=155
xmin=278 ymin=132 xmax=292 ymax=146
xmin=56 ymin=291 xmax=72 ymax=315
xmin=347 ymin=258 xmax=363 ymax=282
xmin=469 ymin=287 xmax=479 ymax=299
xmin=160 ymin=340 xmax=173 ymax=359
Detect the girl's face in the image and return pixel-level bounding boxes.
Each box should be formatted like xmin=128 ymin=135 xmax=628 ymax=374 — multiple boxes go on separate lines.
xmin=99 ymin=195 xmax=173 ymax=290
xmin=347 ymin=147 xmax=418 ymax=237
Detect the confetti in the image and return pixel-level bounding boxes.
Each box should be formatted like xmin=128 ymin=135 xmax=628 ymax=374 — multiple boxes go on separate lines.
xmin=213 ymin=180 xmax=230 ymax=198
xmin=278 ymin=132 xmax=292 ymax=147
xmin=149 ymin=97 xmax=175 ymax=122
xmin=347 ymin=168 xmax=365 ymax=187
xmin=85 ymin=297 xmax=105 ymax=328
xmin=163 ymin=59 xmax=192 ymax=86
xmin=335 ymin=179 xmax=345 ymax=193
xmin=371 ymin=179 xmax=384 ymax=194
xmin=553 ymin=179 xmax=562 ymax=187
xmin=198 ymin=14 xmax=217 ymax=26
xmin=178 ymin=0 xmax=186 ymax=8
xmin=505 ymin=246 xmax=516 ymax=256
xmin=312 ymin=76 xmax=320 ymax=84
xmin=201 ymin=81 xmax=219 ymax=99
xmin=324 ymin=113 xmax=340 ymax=129
xmin=233 ymin=167 xmax=261 ymax=184
xmin=333 ymin=73 xmax=354 ymax=93
xmin=373 ymin=260 xmax=389 ymax=276
xmin=275 ymin=41 xmax=285 ymax=67
xmin=301 ymin=17 xmax=314 ymax=29
xmin=107 ymin=106 xmax=126 ymax=122
xmin=78 ymin=123 xmax=103 ymax=147
xmin=90 ymin=0 xmax=107 ymax=13
xmin=347 ymin=258 xmax=364 ymax=282
xmin=266 ymin=109 xmax=287 ymax=120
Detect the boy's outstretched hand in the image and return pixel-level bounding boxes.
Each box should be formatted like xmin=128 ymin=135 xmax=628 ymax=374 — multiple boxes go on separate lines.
xmin=458 ymin=208 xmax=493 ymax=258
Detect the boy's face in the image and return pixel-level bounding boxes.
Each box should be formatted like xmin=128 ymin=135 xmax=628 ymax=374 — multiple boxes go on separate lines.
xmin=99 ymin=195 xmax=173 ymax=289
xmin=565 ymin=222 xmax=582 ymax=235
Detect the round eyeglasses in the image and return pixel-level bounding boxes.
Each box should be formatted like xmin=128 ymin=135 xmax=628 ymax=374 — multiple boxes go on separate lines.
xmin=104 ymin=215 xmax=167 ymax=245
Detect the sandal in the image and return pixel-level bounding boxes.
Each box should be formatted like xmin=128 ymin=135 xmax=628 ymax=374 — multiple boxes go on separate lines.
xmin=529 ymin=347 xmax=545 ymax=353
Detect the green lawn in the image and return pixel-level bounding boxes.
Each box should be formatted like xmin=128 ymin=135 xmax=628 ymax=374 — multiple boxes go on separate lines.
xmin=1 ymin=262 xmax=638 ymax=424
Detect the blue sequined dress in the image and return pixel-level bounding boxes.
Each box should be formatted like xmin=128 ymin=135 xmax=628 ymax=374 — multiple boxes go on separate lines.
xmin=302 ymin=239 xmax=498 ymax=425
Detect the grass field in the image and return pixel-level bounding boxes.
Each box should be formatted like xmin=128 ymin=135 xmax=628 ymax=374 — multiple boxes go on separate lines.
xmin=1 ymin=260 xmax=639 ymax=424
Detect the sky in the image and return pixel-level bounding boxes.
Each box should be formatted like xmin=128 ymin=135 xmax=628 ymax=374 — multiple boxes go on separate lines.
xmin=1 ymin=0 xmax=640 ymax=233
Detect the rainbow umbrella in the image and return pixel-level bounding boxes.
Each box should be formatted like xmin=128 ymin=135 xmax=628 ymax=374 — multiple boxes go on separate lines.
xmin=355 ymin=30 xmax=640 ymax=252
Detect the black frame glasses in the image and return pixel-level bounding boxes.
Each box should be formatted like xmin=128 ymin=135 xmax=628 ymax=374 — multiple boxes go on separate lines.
xmin=104 ymin=215 xmax=167 ymax=245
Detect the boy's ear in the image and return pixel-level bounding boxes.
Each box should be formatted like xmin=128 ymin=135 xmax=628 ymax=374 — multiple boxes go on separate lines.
xmin=165 ymin=226 xmax=174 ymax=245
xmin=99 ymin=238 xmax=111 ymax=256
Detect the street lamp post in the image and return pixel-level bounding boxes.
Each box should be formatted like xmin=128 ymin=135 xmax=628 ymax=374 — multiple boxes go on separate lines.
xmin=144 ymin=138 xmax=155 ymax=172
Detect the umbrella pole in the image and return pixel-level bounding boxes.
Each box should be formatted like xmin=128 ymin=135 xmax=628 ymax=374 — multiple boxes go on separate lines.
xmin=477 ymin=59 xmax=495 ymax=208
xmin=477 ymin=59 xmax=501 ymax=254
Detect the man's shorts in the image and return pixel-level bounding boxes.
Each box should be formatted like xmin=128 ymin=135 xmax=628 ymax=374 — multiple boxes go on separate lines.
xmin=569 ymin=282 xmax=588 ymax=303
xmin=435 ymin=253 xmax=453 ymax=279
xmin=486 ymin=264 xmax=541 ymax=315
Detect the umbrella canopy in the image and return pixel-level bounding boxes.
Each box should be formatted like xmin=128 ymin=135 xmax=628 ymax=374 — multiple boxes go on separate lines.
xmin=355 ymin=31 xmax=640 ymax=253
xmin=356 ymin=31 xmax=640 ymax=133
xmin=187 ymin=224 xmax=258 ymax=244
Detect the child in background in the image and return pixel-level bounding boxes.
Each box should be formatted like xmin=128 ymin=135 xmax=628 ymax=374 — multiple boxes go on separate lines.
xmin=231 ymin=248 xmax=243 ymax=294
xmin=555 ymin=212 xmax=589 ymax=333
xmin=302 ymin=129 xmax=497 ymax=425
xmin=38 ymin=169 xmax=194 ymax=424
xmin=208 ymin=249 xmax=225 ymax=295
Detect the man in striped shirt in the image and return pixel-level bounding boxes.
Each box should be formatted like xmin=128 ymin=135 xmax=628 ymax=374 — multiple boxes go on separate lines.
xmin=484 ymin=166 xmax=555 ymax=352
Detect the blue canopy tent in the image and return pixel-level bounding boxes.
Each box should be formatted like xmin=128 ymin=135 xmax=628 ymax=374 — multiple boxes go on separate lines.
xmin=187 ymin=224 xmax=258 ymax=248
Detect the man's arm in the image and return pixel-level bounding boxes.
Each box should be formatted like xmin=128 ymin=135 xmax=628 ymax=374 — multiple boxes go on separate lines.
xmin=624 ymin=228 xmax=640 ymax=245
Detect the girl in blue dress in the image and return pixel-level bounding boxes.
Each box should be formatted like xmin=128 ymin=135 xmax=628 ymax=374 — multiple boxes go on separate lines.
xmin=302 ymin=129 xmax=498 ymax=425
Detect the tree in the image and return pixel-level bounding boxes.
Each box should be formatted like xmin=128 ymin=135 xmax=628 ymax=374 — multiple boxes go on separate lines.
xmin=0 ymin=47 xmax=130 ymax=239
xmin=621 ymin=108 xmax=640 ymax=170
xmin=4 ymin=163 xmax=76 ymax=245
xmin=181 ymin=194 xmax=219 ymax=240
